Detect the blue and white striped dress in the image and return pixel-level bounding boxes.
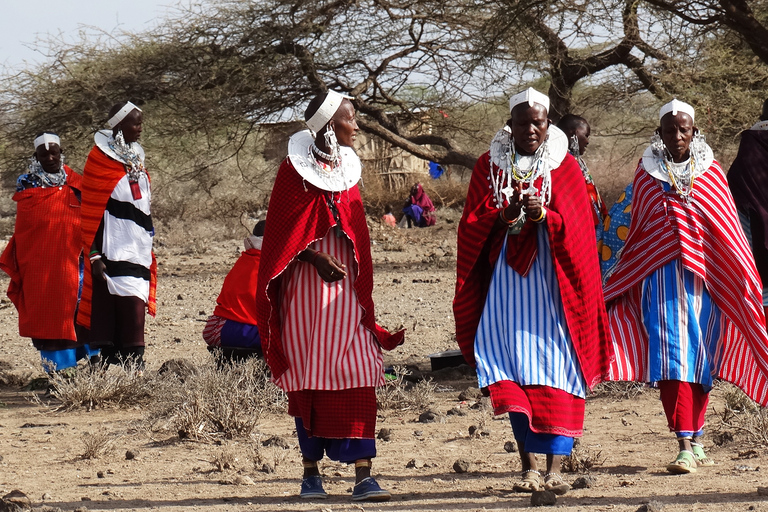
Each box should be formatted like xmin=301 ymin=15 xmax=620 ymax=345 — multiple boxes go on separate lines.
xmin=641 ymin=259 xmax=723 ymax=389
xmin=474 ymin=226 xmax=586 ymax=398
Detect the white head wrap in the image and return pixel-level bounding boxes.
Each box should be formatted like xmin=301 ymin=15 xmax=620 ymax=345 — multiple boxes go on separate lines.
xmin=34 ymin=133 xmax=61 ymax=151
xmin=305 ymin=90 xmax=353 ymax=133
xmin=659 ymin=99 xmax=695 ymax=123
xmin=509 ymin=87 xmax=550 ymax=113
xmin=107 ymin=101 xmax=142 ymax=129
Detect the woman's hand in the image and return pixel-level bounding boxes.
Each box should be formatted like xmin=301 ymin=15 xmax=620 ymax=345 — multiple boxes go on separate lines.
xmin=91 ymin=258 xmax=107 ymax=283
xmin=310 ymin=251 xmax=347 ymax=282
xmin=523 ymin=194 xmax=543 ymax=221
xmin=501 ymin=183 xmax=524 ymax=223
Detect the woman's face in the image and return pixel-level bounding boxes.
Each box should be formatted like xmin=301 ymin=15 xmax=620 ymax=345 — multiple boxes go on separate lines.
xmin=330 ymin=100 xmax=358 ymax=148
xmin=118 ymin=110 xmax=143 ymax=143
xmin=574 ymin=123 xmax=590 ymax=155
xmin=34 ymin=143 xmax=62 ymax=173
xmin=510 ymin=104 xmax=549 ymax=156
xmin=660 ymin=112 xmax=695 ymax=163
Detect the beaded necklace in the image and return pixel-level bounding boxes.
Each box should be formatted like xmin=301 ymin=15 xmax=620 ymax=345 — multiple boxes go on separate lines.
xmin=488 ymin=128 xmax=551 ymax=209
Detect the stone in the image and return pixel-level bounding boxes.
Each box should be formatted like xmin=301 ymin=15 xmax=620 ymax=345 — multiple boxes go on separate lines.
xmin=446 ymin=407 xmax=467 ymax=417
xmin=418 ymin=410 xmax=440 ymax=423
xmin=406 ymin=459 xmax=425 ymax=469
xmin=232 ymin=475 xmax=255 ymax=486
xmin=377 ymin=428 xmax=392 ymax=441
xmin=125 ymin=449 xmax=139 ymax=460
xmin=571 ymin=475 xmax=597 ymax=489
xmin=261 ymin=436 xmax=290 ymax=449
xmin=503 ymin=441 xmax=517 ymax=453
xmin=458 ymin=387 xmax=483 ymax=401
xmin=0 ymin=501 xmax=23 ymax=512
xmin=636 ymin=501 xmax=665 ymax=512
xmin=452 ymin=459 xmax=471 ymax=473
xmin=468 ymin=425 xmax=478 ymax=436
xmin=3 ymin=490 xmax=31 ymax=509
xmin=530 ymin=490 xmax=557 ymax=506
xmin=260 ymin=463 xmax=275 ymax=474
xmin=758 ymin=486 xmax=768 ymax=496
xmin=96 ymin=471 xmax=105 ymax=479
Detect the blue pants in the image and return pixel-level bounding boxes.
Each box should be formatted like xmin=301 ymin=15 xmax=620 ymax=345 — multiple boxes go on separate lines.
xmin=509 ymin=413 xmax=574 ymax=456
xmin=40 ymin=344 xmax=100 ymax=373
xmin=295 ymin=418 xmax=376 ymax=463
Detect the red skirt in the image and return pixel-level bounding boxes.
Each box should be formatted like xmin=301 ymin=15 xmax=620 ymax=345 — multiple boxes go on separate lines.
xmin=288 ymin=387 xmax=377 ymax=439
xmin=489 ymin=381 xmax=586 ymax=437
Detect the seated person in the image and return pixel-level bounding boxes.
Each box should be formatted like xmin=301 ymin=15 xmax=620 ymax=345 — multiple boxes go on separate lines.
xmin=400 ymin=182 xmax=436 ymax=227
xmin=203 ymin=221 xmax=265 ymax=360
xmin=381 ymin=204 xmax=397 ymax=227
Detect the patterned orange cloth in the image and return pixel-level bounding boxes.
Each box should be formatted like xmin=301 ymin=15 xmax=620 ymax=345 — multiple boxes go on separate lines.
xmin=77 ymin=146 xmax=156 ymax=329
xmin=0 ymin=167 xmax=82 ymax=340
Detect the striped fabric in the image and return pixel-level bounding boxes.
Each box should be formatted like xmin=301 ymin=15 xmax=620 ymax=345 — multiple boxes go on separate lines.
xmin=738 ymin=211 xmax=768 ymax=307
xmin=102 ymin=174 xmax=153 ymax=301
xmin=642 ymin=259 xmax=723 ymax=387
xmin=203 ymin=315 xmax=227 ymax=348
xmin=475 ymin=229 xmax=586 ymax=398
xmin=275 ymin=231 xmax=383 ymax=392
xmin=605 ymin=160 xmax=768 ymax=405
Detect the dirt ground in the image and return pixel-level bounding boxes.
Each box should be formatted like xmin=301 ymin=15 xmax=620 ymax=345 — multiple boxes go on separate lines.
xmin=1 ymin=209 xmax=768 ymax=512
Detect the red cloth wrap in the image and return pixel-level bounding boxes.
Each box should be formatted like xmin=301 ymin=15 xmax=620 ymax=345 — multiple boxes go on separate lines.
xmin=213 ymin=249 xmax=260 ymax=325
xmin=288 ymin=387 xmax=377 ymax=438
xmin=77 ymin=145 xmax=157 ymax=329
xmin=0 ymin=167 xmax=82 ymax=342
xmin=489 ymin=381 xmax=586 ymax=437
xmin=605 ymin=161 xmax=768 ymax=405
xmin=256 ymin=158 xmax=404 ymax=381
xmin=453 ymin=151 xmax=613 ymax=390
xmin=658 ymin=380 xmax=708 ymax=434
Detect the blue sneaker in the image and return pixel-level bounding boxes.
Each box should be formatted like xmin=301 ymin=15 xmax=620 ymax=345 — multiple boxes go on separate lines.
xmin=300 ymin=475 xmax=328 ymax=499
xmin=351 ymin=477 xmax=391 ymax=502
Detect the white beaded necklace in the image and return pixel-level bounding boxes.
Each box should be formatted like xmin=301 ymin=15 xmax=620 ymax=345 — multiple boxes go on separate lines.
xmin=487 ymin=128 xmax=552 ymax=209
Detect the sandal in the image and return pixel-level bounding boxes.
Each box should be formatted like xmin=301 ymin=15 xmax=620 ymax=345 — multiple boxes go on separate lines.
xmin=691 ymin=442 xmax=715 ymax=467
xmin=666 ymin=450 xmax=697 ymax=474
xmin=543 ymin=473 xmax=571 ymax=495
xmin=512 ymin=470 xmax=541 ymax=492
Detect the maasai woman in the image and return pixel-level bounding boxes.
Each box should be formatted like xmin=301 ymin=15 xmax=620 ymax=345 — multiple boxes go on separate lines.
xmin=728 ymin=99 xmax=768 ymax=322
xmin=605 ymin=99 xmax=768 ymax=474
xmin=556 ymin=114 xmax=607 ymax=244
xmin=401 ymin=182 xmax=436 ymax=227
xmin=454 ymin=87 xmax=612 ymax=496
xmin=256 ymin=90 xmax=404 ymax=502
xmin=78 ymin=102 xmax=156 ymax=369
xmin=0 ymin=133 xmax=98 ymax=373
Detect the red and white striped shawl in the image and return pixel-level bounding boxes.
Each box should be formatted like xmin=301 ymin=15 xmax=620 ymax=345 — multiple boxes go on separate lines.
xmin=604 ymin=160 xmax=768 ymax=405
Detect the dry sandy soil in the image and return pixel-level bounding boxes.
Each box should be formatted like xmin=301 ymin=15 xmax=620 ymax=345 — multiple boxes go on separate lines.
xmin=1 ymin=209 xmax=768 ymax=512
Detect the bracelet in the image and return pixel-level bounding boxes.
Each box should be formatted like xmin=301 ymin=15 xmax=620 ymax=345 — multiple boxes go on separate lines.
xmin=499 ymin=207 xmax=521 ymax=225
xmin=89 ymin=249 xmax=100 ymax=256
xmin=89 ymin=254 xmax=102 ymax=262
xmin=530 ymin=208 xmax=546 ymax=223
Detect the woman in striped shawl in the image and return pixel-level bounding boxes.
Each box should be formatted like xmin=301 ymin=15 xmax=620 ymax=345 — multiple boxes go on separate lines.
xmin=454 ymin=88 xmax=612 ymax=496
xmin=604 ymin=99 xmax=768 ymax=474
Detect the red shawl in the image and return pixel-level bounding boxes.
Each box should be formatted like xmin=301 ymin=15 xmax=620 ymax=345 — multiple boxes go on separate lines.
xmin=453 ymin=151 xmax=613 ymax=389
xmin=256 ymin=158 xmax=405 ymax=380
xmin=213 ymin=249 xmax=261 ymax=325
xmin=604 ymin=161 xmax=768 ymax=404
xmin=77 ymin=145 xmax=157 ymax=329
xmin=0 ymin=166 xmax=82 ymax=340
xmin=409 ymin=183 xmax=436 ymax=226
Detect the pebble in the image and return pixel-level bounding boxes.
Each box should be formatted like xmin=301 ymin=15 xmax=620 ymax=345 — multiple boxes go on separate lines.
xmin=3 ymin=490 xmax=31 ymax=509
xmin=503 ymin=441 xmax=517 ymax=453
xmin=406 ymin=459 xmax=426 ymax=469
xmin=261 ymin=436 xmax=290 ymax=449
xmin=260 ymin=463 xmax=275 ymax=474
xmin=452 ymin=459 xmax=471 ymax=473
xmin=125 ymin=449 xmax=139 ymax=460
xmin=458 ymin=387 xmax=482 ymax=401
xmin=418 ymin=410 xmax=440 ymax=423
xmin=377 ymin=428 xmax=392 ymax=441
xmin=97 ymin=471 xmax=105 ymax=479
xmin=571 ymin=475 xmax=597 ymax=489
xmin=530 ymin=489 xmax=557 ymax=506
xmin=636 ymin=501 xmax=665 ymax=512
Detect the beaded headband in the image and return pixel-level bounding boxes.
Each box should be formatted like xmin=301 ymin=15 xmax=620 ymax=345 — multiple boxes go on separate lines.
xmin=107 ymin=101 xmax=142 ymax=129
xmin=509 ymin=87 xmax=550 ymax=113
xmin=306 ymin=91 xmax=353 ymax=133
xmin=659 ymin=99 xmax=695 ymax=123
xmin=34 ymin=133 xmax=60 ymax=150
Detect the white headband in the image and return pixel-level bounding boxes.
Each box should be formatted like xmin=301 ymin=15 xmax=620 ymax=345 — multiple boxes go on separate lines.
xmin=306 ymin=90 xmax=353 ymax=133
xmin=34 ymin=133 xmax=61 ymax=151
xmin=659 ymin=98 xmax=695 ymax=123
xmin=509 ymin=87 xmax=550 ymax=113
xmin=107 ymin=101 xmax=142 ymax=129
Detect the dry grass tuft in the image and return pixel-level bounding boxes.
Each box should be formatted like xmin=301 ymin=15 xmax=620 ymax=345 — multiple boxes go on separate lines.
xmin=376 ymin=366 xmax=438 ymax=412
xmin=211 ymin=447 xmax=239 ymax=471
xmin=561 ymin=439 xmax=605 ymax=473
xmin=48 ymin=359 xmax=150 ymax=411
xmin=80 ymin=430 xmax=117 ymax=460
xmin=711 ymin=382 xmax=768 ymax=446
xmin=590 ymin=381 xmax=646 ymax=400
xmin=147 ymin=358 xmax=286 ymax=441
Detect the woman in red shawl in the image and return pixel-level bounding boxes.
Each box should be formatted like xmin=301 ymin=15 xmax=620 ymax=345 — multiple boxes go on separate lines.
xmin=256 ymin=90 xmax=404 ymax=502
xmin=402 ymin=182 xmax=436 ymax=227
xmin=0 ymin=133 xmax=97 ymax=373
xmin=453 ymin=88 xmax=612 ymax=496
